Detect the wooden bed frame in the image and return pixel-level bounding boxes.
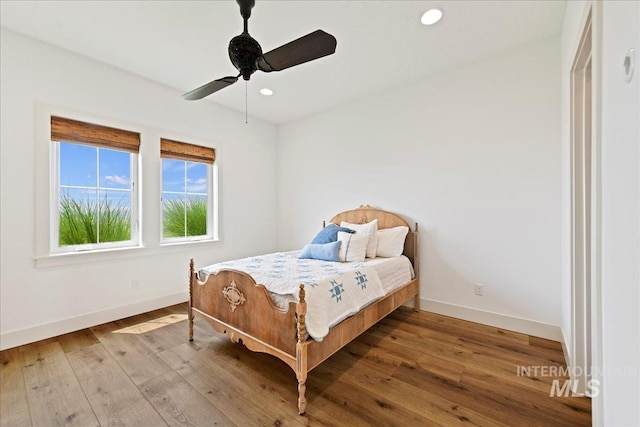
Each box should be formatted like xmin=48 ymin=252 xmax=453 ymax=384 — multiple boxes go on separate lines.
xmin=188 ymin=205 xmax=420 ymax=414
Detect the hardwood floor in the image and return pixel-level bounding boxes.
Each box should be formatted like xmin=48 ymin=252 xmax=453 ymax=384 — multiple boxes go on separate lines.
xmin=0 ymin=305 xmax=591 ymax=426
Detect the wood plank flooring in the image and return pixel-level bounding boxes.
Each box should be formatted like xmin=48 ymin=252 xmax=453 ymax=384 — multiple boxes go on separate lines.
xmin=0 ymin=304 xmax=591 ymax=426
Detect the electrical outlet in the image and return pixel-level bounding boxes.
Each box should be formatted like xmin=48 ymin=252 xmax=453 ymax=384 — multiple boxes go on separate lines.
xmin=131 ymin=280 xmax=141 ymax=291
xmin=474 ymin=283 xmax=484 ymax=296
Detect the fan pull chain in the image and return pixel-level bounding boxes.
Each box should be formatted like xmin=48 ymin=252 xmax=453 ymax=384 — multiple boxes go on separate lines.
xmin=245 ymin=81 xmax=248 ymax=124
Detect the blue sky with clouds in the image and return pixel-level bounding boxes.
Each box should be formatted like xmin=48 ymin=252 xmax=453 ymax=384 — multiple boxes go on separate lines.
xmin=60 ymin=143 xmax=130 ymax=188
xmin=162 ymin=158 xmax=208 ymax=195
xmin=59 ymin=143 xmax=132 ymax=207
xmin=59 ymin=143 xmax=208 ymax=207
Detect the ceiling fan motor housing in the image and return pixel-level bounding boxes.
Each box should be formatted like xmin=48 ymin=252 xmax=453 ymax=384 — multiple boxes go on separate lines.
xmin=229 ymin=33 xmax=263 ymax=80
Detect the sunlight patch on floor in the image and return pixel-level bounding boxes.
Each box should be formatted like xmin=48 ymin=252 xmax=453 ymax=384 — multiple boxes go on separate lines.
xmin=113 ymin=313 xmax=187 ymax=334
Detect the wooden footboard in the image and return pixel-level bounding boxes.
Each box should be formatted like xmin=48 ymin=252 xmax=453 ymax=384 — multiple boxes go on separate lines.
xmin=189 ymin=258 xmax=419 ymax=415
xmin=188 ymin=260 xmax=300 ymax=360
xmin=188 ymin=259 xmax=311 ymax=412
xmin=189 ymin=205 xmax=420 ymax=415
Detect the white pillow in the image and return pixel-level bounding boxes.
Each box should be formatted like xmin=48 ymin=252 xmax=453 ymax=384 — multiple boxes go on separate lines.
xmin=337 ymin=231 xmax=368 ymax=262
xmin=376 ymin=226 xmax=409 ymax=258
xmin=340 ymin=219 xmax=378 ymax=258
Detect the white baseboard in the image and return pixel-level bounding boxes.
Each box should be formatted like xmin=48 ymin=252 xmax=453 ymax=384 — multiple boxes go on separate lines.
xmin=560 ymin=327 xmax=572 ymax=370
xmin=421 ymin=298 xmax=563 ymax=341
xmin=0 ymin=292 xmax=188 ymax=351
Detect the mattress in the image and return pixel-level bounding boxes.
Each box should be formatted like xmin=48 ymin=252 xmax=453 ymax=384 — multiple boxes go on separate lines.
xmin=199 ymin=250 xmax=414 ymax=310
xmin=199 ymin=251 xmax=415 ymax=341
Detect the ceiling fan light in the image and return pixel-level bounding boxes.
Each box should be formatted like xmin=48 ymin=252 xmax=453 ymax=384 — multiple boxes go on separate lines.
xmin=260 ymin=88 xmax=274 ymax=96
xmin=421 ymin=8 xmax=443 ymax=26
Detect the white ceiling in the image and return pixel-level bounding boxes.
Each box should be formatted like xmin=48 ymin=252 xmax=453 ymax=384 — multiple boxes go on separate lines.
xmin=0 ymin=0 xmax=566 ymax=124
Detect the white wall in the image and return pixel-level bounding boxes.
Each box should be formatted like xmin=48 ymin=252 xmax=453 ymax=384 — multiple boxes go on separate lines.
xmin=599 ymin=1 xmax=640 ymax=426
xmin=276 ymin=36 xmax=562 ymax=338
xmin=561 ymin=2 xmax=640 ymax=425
xmin=0 ymin=29 xmax=279 ymax=349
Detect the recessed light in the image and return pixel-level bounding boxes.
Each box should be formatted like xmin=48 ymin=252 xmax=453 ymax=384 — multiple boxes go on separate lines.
xmin=421 ymin=8 xmax=443 ymax=26
xmin=260 ymin=88 xmax=273 ymax=96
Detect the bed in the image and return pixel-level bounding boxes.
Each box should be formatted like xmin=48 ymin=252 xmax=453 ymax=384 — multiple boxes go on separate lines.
xmin=188 ymin=205 xmax=420 ymax=414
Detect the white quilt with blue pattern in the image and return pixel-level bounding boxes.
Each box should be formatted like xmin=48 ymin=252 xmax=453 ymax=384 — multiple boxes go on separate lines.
xmin=199 ymin=251 xmax=388 ymax=341
xmin=302 ymin=266 xmax=384 ymax=340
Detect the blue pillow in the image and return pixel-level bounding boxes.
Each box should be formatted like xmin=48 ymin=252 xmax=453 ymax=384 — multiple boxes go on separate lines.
xmin=310 ymin=223 xmax=355 ymax=244
xmin=299 ymin=241 xmax=341 ymax=262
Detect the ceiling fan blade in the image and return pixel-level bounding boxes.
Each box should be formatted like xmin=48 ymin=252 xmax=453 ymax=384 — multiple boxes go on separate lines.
xmin=183 ymin=75 xmax=239 ymax=100
xmin=257 ymin=29 xmax=337 ymax=73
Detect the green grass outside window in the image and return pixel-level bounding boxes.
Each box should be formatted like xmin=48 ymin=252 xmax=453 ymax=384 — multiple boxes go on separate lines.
xmin=58 ymin=194 xmax=130 ymax=245
xmin=163 ymin=198 xmax=207 ymax=238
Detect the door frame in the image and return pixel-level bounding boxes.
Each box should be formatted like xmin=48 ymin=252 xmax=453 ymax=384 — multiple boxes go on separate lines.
xmin=568 ymin=3 xmax=604 ymax=424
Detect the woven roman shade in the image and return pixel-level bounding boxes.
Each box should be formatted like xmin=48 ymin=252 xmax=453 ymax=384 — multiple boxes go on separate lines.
xmin=51 ymin=116 xmax=140 ymax=153
xmin=160 ymin=138 xmax=215 ymax=164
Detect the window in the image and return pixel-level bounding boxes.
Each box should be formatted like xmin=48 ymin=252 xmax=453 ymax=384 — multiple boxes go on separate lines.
xmin=51 ymin=116 xmax=139 ymax=252
xmin=36 ymin=106 xmax=220 ymax=267
xmin=160 ymin=138 xmax=215 ymax=242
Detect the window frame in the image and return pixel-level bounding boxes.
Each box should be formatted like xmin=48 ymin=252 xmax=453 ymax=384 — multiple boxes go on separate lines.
xmin=50 ymin=141 xmax=140 ymax=254
xmin=34 ymin=103 xmax=220 ymax=268
xmin=160 ymin=139 xmax=216 ymax=244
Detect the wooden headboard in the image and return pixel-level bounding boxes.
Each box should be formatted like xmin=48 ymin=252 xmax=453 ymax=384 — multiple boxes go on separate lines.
xmin=328 ymin=205 xmax=418 ymax=271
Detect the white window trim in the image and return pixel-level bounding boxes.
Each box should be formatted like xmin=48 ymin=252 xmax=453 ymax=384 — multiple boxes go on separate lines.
xmin=34 ymin=103 xmax=221 ymax=268
xmin=160 ymin=158 xmax=216 ymax=244
xmin=50 ymin=141 xmax=140 ymax=254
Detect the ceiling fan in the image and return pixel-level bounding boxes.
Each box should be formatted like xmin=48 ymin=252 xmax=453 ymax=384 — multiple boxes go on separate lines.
xmin=183 ymin=0 xmax=337 ymax=100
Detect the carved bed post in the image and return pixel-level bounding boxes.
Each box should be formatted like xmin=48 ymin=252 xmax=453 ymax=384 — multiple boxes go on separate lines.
xmin=296 ymin=285 xmax=308 ymax=415
xmin=188 ymin=259 xmax=195 ymax=341
xmin=413 ymin=223 xmax=420 ymax=312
